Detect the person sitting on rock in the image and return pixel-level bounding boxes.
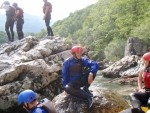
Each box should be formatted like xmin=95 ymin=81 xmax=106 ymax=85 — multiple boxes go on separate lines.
xmin=18 ymin=89 xmax=57 ymax=113
xmin=62 ymin=45 xmax=99 ymax=108
xmin=129 ymin=52 xmax=150 ymax=113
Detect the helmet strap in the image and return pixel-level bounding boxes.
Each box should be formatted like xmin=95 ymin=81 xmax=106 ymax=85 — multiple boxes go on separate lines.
xmin=23 ymin=103 xmax=31 ymax=113
xmin=72 ymin=53 xmax=79 ymax=60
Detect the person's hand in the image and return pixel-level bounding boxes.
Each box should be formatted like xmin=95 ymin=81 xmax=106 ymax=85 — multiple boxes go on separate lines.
xmin=62 ymin=91 xmax=67 ymax=96
xmin=88 ymin=72 xmax=94 ymax=84
xmin=139 ymin=88 xmax=146 ymax=93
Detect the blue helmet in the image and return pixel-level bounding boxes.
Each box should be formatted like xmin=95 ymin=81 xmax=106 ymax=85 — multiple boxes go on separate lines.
xmin=18 ymin=89 xmax=36 ymax=105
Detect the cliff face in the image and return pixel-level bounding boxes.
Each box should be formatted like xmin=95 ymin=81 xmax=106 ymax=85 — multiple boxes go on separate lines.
xmin=0 ymin=36 xmax=72 ymax=113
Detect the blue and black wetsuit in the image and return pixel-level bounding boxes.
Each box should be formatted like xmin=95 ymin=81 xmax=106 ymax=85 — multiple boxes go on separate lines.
xmin=62 ymin=57 xmax=99 ymax=100
xmin=31 ymin=107 xmax=48 ymax=113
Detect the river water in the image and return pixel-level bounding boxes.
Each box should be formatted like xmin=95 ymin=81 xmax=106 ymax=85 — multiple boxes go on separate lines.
xmin=91 ymin=71 xmax=137 ymax=101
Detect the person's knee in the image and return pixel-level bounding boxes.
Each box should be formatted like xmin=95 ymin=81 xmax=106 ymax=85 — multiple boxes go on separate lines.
xmin=64 ymin=84 xmax=74 ymax=94
xmin=17 ymin=30 xmax=22 ymax=33
xmin=129 ymin=93 xmax=136 ymax=100
xmin=130 ymin=93 xmax=141 ymax=108
xmin=147 ymin=98 xmax=150 ymax=109
xmin=5 ymin=28 xmax=9 ymax=32
xmin=10 ymin=28 xmax=14 ymax=33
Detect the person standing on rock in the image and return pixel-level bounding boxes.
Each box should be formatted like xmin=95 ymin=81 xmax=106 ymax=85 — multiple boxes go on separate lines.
xmin=62 ymin=45 xmax=99 ymax=108
xmin=18 ymin=89 xmax=57 ymax=113
xmin=43 ymin=0 xmax=54 ymax=37
xmin=12 ymin=3 xmax=24 ymax=40
xmin=129 ymin=52 xmax=150 ymax=112
xmin=0 ymin=1 xmax=15 ymax=42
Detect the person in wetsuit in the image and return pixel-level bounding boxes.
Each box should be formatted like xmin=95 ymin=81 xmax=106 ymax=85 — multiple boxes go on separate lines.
xmin=130 ymin=52 xmax=150 ymax=113
xmin=43 ymin=0 xmax=54 ymax=37
xmin=18 ymin=89 xmax=57 ymax=113
xmin=0 ymin=1 xmax=15 ymax=42
xmin=12 ymin=3 xmax=24 ymax=40
xmin=62 ymin=45 xmax=99 ymax=108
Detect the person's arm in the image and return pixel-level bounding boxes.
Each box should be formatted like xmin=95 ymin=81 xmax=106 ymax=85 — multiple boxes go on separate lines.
xmin=0 ymin=3 xmax=4 ymax=9
xmin=83 ymin=58 xmax=99 ymax=84
xmin=138 ymin=68 xmax=145 ymax=92
xmin=16 ymin=9 xmax=20 ymax=16
xmin=62 ymin=60 xmax=69 ymax=87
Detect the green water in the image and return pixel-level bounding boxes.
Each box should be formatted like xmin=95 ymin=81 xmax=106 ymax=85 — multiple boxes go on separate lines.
xmin=91 ymin=72 xmax=137 ymax=101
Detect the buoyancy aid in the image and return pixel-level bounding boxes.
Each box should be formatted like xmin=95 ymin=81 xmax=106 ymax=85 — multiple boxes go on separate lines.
xmin=143 ymin=67 xmax=150 ymax=89
xmin=16 ymin=7 xmax=24 ymax=18
xmin=37 ymin=98 xmax=57 ymax=113
xmin=43 ymin=2 xmax=52 ymax=14
xmin=68 ymin=58 xmax=82 ymax=75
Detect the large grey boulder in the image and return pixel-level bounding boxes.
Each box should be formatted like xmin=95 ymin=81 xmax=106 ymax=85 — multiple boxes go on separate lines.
xmin=53 ymin=88 xmax=129 ymax=113
xmin=0 ymin=36 xmax=72 ymax=112
xmin=102 ymin=55 xmax=142 ymax=78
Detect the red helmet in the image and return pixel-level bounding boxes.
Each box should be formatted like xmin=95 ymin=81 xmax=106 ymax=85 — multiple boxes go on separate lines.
xmin=71 ymin=46 xmax=83 ymax=54
xmin=143 ymin=52 xmax=150 ymax=61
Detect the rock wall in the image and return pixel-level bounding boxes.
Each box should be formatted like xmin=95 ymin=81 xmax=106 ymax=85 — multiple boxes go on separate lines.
xmin=0 ymin=36 xmax=72 ymax=112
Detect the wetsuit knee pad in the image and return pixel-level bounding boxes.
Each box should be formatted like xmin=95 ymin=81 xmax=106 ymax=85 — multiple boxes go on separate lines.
xmin=64 ymin=84 xmax=74 ymax=93
xmin=147 ymin=98 xmax=150 ymax=109
xmin=129 ymin=93 xmax=141 ymax=108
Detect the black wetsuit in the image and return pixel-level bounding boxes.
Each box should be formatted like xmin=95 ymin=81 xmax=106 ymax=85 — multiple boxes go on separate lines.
xmin=5 ymin=6 xmax=15 ymax=42
xmin=43 ymin=2 xmax=54 ymax=36
xmin=16 ymin=7 xmax=24 ymax=40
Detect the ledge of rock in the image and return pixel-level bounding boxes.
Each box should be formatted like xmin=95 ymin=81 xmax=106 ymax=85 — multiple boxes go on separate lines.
xmin=53 ymin=88 xmax=129 ymax=113
xmin=0 ymin=36 xmax=72 ymax=113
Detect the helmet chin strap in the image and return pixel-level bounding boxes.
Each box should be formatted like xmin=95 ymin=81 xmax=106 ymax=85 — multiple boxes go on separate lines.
xmin=23 ymin=103 xmax=31 ymax=113
xmin=73 ymin=53 xmax=80 ymax=60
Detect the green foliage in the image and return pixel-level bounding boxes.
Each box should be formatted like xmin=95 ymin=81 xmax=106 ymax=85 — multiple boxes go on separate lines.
xmin=52 ymin=0 xmax=150 ymax=61
xmin=104 ymin=38 xmax=126 ymax=61
xmin=35 ymin=29 xmax=47 ymax=39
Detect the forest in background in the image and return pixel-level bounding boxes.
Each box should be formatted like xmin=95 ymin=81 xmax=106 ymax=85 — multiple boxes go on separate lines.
xmin=52 ymin=0 xmax=150 ymax=61
xmin=1 ymin=0 xmax=150 ymax=61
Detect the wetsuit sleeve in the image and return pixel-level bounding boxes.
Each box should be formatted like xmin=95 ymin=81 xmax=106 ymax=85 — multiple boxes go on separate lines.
xmin=62 ymin=60 xmax=69 ymax=87
xmin=32 ymin=107 xmax=48 ymax=113
xmin=0 ymin=5 xmax=9 ymax=10
xmin=82 ymin=58 xmax=99 ymax=75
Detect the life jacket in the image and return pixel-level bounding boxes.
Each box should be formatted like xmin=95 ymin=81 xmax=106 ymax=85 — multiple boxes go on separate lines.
xmin=68 ymin=58 xmax=82 ymax=75
xmin=37 ymin=98 xmax=57 ymax=113
xmin=143 ymin=66 xmax=150 ymax=89
xmin=6 ymin=6 xmax=15 ymax=19
xmin=67 ymin=57 xmax=90 ymax=87
xmin=43 ymin=2 xmax=52 ymax=14
xmin=16 ymin=7 xmax=24 ymax=18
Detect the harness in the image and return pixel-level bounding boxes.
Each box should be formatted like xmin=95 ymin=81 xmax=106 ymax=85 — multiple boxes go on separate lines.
xmin=36 ymin=98 xmax=57 ymax=113
xmin=68 ymin=58 xmax=90 ymax=87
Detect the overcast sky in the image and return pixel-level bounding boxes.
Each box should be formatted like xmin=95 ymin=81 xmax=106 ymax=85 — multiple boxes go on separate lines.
xmin=0 ymin=0 xmax=98 ymax=20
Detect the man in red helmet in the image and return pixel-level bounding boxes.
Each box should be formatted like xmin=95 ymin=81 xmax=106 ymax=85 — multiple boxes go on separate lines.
xmin=129 ymin=52 xmax=150 ymax=112
xmin=62 ymin=45 xmax=99 ymax=108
